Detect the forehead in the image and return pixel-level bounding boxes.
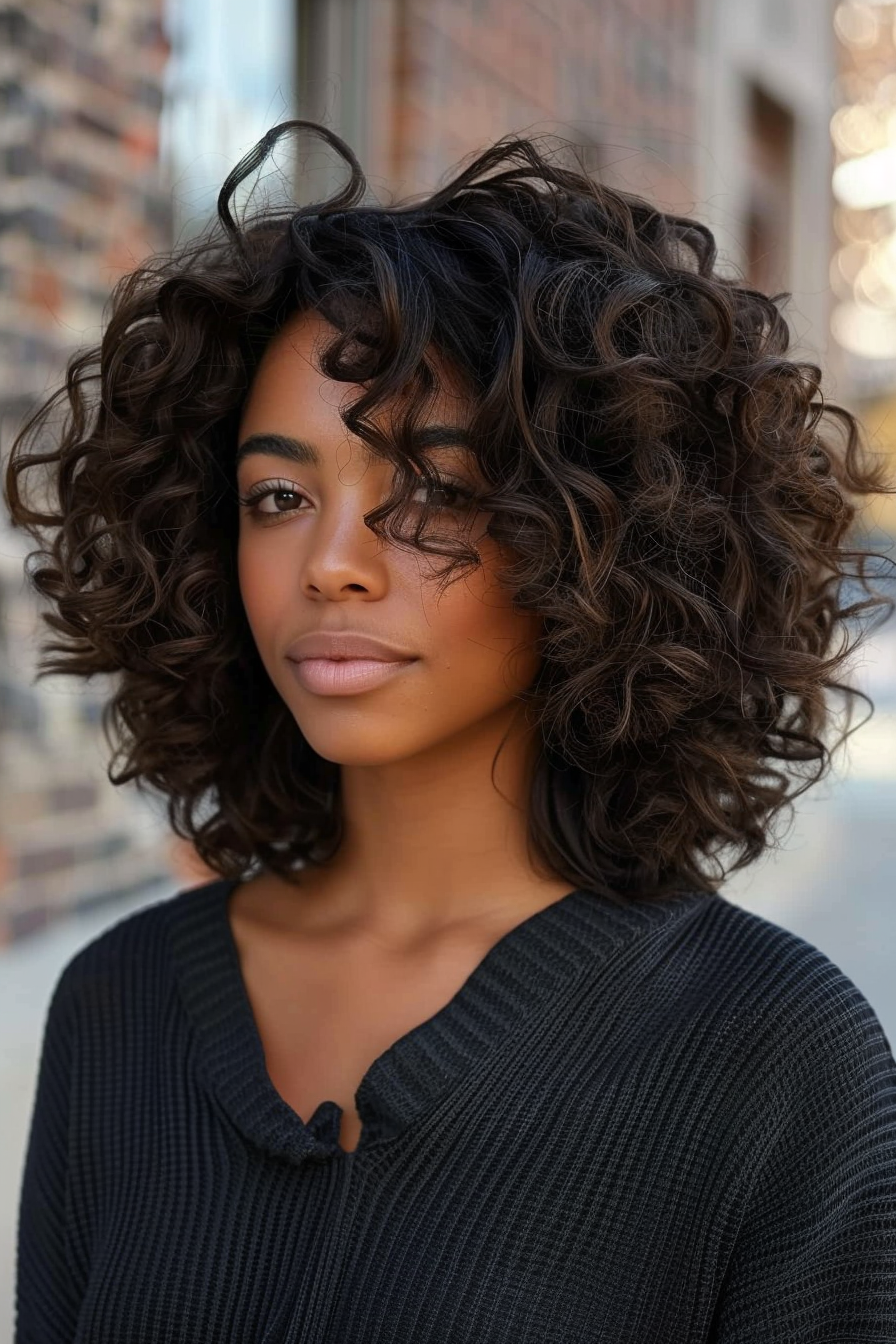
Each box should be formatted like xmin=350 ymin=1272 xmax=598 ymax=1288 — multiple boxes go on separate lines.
xmin=241 ymin=307 xmax=471 ymax=432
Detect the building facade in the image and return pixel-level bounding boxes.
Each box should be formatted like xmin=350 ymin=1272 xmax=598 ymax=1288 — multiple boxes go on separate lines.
xmin=0 ymin=0 xmax=178 ymax=942
xmin=829 ymin=0 xmax=896 ymax=535
xmin=296 ymin=0 xmax=849 ymax=406
xmin=294 ymin=0 xmax=700 ymax=229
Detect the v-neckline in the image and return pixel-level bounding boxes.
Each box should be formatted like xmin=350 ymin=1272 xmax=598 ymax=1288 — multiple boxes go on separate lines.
xmin=167 ymin=875 xmax=708 ymax=1164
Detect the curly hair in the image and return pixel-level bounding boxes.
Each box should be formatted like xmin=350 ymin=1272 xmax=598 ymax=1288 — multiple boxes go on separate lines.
xmin=4 ymin=118 xmax=895 ymax=904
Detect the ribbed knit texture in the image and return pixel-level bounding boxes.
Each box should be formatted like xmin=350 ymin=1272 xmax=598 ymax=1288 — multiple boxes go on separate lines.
xmin=15 ymin=876 xmax=896 ymax=1343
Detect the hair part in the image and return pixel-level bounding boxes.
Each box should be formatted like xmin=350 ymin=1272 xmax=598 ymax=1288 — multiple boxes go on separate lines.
xmin=5 ymin=119 xmax=895 ymax=904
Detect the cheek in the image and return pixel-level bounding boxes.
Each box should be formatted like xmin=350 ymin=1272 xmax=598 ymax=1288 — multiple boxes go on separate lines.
xmin=237 ymin=539 xmax=285 ymax=644
xmin=424 ymin=553 xmax=542 ymax=701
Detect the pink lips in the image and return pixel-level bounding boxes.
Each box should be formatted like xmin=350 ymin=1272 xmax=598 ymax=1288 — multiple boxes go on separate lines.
xmin=284 ymin=630 xmax=419 ymax=695
xmin=287 ymin=656 xmax=417 ymax=695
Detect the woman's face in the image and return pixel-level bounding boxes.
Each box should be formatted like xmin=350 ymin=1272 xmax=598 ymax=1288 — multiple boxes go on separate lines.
xmin=236 ymin=307 xmax=542 ymax=768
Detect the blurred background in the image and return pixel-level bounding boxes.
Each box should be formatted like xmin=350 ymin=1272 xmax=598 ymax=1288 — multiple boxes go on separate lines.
xmin=1 ymin=0 xmax=896 ymax=1334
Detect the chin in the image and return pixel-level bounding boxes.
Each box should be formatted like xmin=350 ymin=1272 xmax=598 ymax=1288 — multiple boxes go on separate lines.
xmin=293 ymin=721 xmax=432 ymax=769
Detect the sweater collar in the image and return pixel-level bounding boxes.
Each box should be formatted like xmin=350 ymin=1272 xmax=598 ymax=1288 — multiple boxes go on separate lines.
xmin=167 ymin=875 xmax=708 ymax=1166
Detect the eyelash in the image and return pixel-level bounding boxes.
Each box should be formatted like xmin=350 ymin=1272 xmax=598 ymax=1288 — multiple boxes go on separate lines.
xmin=237 ymin=476 xmax=478 ymax=522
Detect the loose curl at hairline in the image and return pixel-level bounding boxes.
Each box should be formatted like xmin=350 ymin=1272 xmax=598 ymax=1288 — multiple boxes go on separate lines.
xmin=5 ymin=118 xmax=895 ymax=905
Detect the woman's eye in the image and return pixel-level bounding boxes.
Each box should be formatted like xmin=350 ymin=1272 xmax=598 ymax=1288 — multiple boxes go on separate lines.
xmin=411 ymin=479 xmax=475 ymax=511
xmin=238 ymin=481 xmax=307 ymax=518
xmin=237 ymin=476 xmax=477 ymax=522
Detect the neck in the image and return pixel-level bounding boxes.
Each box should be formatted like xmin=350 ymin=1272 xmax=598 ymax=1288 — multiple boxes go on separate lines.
xmin=297 ymin=702 xmax=569 ymax=940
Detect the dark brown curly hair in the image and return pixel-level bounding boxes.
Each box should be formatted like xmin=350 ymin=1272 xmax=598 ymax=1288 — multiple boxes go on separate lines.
xmin=4 ymin=119 xmax=895 ymax=905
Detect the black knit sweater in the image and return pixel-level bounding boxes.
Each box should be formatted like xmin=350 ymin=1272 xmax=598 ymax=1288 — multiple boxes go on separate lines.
xmin=15 ymin=877 xmax=896 ymax=1342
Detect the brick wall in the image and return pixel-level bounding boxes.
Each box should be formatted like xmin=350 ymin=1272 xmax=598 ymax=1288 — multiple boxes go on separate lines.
xmin=0 ymin=0 xmax=179 ymax=943
xmin=382 ymin=0 xmax=699 ymax=215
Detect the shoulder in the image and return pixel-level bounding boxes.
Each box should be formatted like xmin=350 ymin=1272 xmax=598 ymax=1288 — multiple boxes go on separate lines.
xmin=49 ymin=877 xmax=231 ymax=1011
xmin=685 ymin=893 xmax=893 ymax=1087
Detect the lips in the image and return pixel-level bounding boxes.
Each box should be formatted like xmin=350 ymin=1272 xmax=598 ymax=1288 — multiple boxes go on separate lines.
xmin=284 ymin=630 xmax=419 ymax=696
xmin=285 ymin=631 xmax=417 ymax=663
xmin=287 ymin=655 xmax=416 ymax=695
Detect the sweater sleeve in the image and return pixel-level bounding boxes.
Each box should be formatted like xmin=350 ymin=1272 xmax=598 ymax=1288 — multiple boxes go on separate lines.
xmin=15 ymin=960 xmax=85 ymax=1344
xmin=710 ymin=987 xmax=896 ymax=1342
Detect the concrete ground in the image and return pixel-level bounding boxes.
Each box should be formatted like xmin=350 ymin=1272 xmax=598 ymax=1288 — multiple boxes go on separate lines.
xmin=1 ymin=735 xmax=894 ymax=1339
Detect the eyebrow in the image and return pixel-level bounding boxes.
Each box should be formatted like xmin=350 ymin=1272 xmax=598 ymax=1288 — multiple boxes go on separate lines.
xmin=234 ymin=424 xmax=475 ymax=471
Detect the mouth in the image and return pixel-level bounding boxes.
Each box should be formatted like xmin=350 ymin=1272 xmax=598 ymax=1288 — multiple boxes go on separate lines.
xmin=286 ymin=656 xmax=418 ymax=696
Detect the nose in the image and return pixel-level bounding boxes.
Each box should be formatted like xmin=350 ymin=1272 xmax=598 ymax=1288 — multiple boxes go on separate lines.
xmin=299 ymin=492 xmax=390 ymax=600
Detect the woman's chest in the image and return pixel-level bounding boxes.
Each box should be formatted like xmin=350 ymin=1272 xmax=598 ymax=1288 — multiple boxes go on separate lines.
xmin=71 ymin=1083 xmax=729 ymax=1344
xmin=69 ymin=911 xmax=742 ymax=1344
xmin=228 ymin=904 xmax=501 ymax=1153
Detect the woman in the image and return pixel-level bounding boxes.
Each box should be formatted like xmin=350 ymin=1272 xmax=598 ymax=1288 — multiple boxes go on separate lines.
xmin=7 ymin=120 xmax=896 ymax=1342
